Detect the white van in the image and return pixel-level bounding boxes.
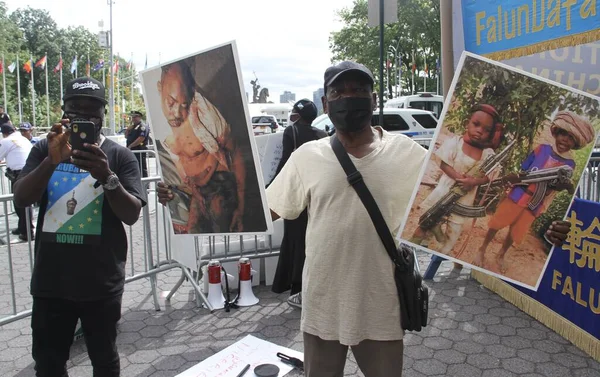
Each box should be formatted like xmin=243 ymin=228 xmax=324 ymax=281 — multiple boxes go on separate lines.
xmin=384 ymin=93 xmax=444 ymax=118
xmin=311 ymin=108 xmax=438 ymax=147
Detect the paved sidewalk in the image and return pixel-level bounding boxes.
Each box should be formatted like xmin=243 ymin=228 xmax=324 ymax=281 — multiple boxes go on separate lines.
xmin=0 ymin=213 xmax=599 ymax=377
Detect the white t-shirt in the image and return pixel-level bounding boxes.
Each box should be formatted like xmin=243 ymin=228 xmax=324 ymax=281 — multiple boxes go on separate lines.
xmin=0 ymin=132 xmax=33 ymax=170
xmin=267 ymin=129 xmax=427 ymax=345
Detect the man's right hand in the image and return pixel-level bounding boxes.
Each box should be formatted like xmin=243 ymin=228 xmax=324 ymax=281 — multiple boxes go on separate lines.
xmin=47 ymin=120 xmax=72 ymax=165
xmin=157 ymin=182 xmax=174 ymax=205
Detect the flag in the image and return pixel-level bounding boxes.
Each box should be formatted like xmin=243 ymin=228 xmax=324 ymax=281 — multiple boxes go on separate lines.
xmin=70 ymin=56 xmax=78 ymax=74
xmin=35 ymin=55 xmax=47 ymax=69
xmin=86 ymin=56 xmax=90 ymax=76
xmin=126 ymin=59 xmax=132 ymax=71
xmin=0 ymin=60 xmax=3 ymax=74
xmin=112 ymin=60 xmax=119 ymax=73
xmin=386 ymin=60 xmax=391 ymax=69
xmin=92 ymin=59 xmax=104 ymax=72
xmin=144 ymin=54 xmax=147 ymax=69
xmin=424 ymin=62 xmax=428 ymax=74
xmin=8 ymin=62 xmax=16 ymax=73
xmin=23 ymin=59 xmax=32 ymax=73
xmin=435 ymin=58 xmax=440 ymax=72
xmin=54 ymin=57 xmax=63 ymax=73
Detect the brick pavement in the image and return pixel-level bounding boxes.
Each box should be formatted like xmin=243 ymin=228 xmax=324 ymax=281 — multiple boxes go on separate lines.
xmin=0 ymin=210 xmax=599 ymax=377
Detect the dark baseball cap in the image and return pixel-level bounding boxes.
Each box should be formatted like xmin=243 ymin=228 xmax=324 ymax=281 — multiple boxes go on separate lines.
xmin=63 ymin=77 xmax=107 ymax=105
xmin=130 ymin=111 xmax=143 ymax=117
xmin=18 ymin=122 xmax=33 ymax=130
xmin=1 ymin=123 xmax=15 ymax=134
xmin=292 ymin=99 xmax=318 ymax=122
xmin=324 ymin=61 xmax=375 ymax=88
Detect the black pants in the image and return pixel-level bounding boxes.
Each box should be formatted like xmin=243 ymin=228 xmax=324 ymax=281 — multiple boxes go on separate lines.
xmin=31 ymin=295 xmax=123 ymax=377
xmin=9 ymin=174 xmax=33 ymax=235
xmin=133 ymin=149 xmax=148 ymax=177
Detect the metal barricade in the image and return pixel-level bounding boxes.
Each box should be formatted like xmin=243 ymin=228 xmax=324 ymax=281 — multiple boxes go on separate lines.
xmin=412 ymin=137 xmax=433 ymax=150
xmin=0 ymin=176 xmax=213 ymax=327
xmin=577 ymin=156 xmax=600 ymax=202
xmin=131 ymin=149 xmax=158 ymax=177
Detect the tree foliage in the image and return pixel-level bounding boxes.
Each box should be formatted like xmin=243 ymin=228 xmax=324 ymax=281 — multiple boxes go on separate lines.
xmin=329 ymin=0 xmax=441 ymax=97
xmin=0 ymin=1 xmax=143 ymax=132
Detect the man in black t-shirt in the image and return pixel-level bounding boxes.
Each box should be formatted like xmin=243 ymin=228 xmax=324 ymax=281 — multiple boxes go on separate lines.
xmin=14 ymin=77 xmax=146 ymax=377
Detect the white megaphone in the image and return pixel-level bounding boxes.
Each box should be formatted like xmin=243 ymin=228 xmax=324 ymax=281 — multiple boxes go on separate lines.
xmin=206 ymin=260 xmax=226 ymax=310
xmin=236 ymin=258 xmax=259 ymax=307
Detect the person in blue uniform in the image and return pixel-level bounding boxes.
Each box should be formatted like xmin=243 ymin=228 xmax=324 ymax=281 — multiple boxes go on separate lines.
xmin=125 ymin=111 xmax=149 ymax=177
xmin=19 ymin=122 xmax=41 ymax=145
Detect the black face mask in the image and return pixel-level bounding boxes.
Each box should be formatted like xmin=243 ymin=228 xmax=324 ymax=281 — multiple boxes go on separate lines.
xmin=327 ymin=97 xmax=372 ymax=132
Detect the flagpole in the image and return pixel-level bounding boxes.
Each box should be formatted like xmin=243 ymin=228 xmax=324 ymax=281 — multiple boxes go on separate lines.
xmin=59 ymin=52 xmax=64 ymax=104
xmin=397 ymin=53 xmax=401 ymax=96
xmin=411 ymin=50 xmax=415 ymax=94
xmin=44 ymin=53 xmax=50 ymax=128
xmin=130 ymin=52 xmax=134 ymax=112
xmin=423 ymin=54 xmax=427 ymax=93
xmin=108 ymin=0 xmax=116 ymax=135
xmin=16 ymin=55 xmax=22 ymax=123
xmin=436 ymin=59 xmax=440 ymax=95
xmin=2 ymin=55 xmax=7 ymax=108
xmin=30 ymin=53 xmax=36 ymax=127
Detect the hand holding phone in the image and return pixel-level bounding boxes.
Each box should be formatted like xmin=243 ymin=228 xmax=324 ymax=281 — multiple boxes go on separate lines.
xmin=48 ymin=120 xmax=72 ymax=165
xmin=69 ymin=121 xmax=97 ymax=152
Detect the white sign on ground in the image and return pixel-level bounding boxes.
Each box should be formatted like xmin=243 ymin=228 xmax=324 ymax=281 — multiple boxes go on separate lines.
xmin=175 ymin=335 xmax=303 ymax=377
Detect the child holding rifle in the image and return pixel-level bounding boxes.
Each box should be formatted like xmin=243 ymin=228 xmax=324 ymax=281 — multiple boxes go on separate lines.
xmin=476 ymin=111 xmax=594 ymax=270
xmin=410 ymin=104 xmax=504 ymax=255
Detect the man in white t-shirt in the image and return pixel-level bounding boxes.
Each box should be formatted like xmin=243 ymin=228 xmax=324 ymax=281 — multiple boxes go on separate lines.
xmin=157 ymin=62 xmax=572 ymax=377
xmin=0 ymin=123 xmax=34 ymax=239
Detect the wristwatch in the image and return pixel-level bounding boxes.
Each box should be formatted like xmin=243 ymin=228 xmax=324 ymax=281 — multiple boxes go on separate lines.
xmin=103 ymin=173 xmax=120 ymax=190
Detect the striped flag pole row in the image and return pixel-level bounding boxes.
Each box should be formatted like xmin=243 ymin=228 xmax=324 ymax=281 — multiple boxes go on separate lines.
xmin=0 ymin=53 xmax=137 ymax=129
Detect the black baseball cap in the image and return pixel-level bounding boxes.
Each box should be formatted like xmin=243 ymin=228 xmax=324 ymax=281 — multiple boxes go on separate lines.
xmin=324 ymin=61 xmax=375 ymax=88
xmin=63 ymin=77 xmax=107 ymax=105
xmin=292 ymin=99 xmax=318 ymax=122
xmin=130 ymin=111 xmax=143 ymax=117
xmin=1 ymin=123 xmax=15 ymax=134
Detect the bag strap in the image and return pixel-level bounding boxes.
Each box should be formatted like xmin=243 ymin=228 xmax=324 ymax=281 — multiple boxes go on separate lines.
xmin=330 ymin=135 xmax=400 ymax=265
xmin=292 ymin=124 xmax=298 ymax=151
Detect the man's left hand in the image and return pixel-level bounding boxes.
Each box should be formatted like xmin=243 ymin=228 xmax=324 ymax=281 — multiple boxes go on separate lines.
xmin=545 ymin=220 xmax=571 ymax=246
xmin=71 ymin=143 xmax=112 ymax=184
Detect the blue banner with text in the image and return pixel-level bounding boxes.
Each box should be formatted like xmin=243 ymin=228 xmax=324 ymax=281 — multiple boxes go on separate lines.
xmin=462 ymin=0 xmax=600 ymax=58
xmin=513 ymin=198 xmax=600 ymax=339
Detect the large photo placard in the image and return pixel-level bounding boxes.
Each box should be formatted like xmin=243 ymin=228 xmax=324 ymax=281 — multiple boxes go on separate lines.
xmin=399 ymin=52 xmax=600 ymax=290
xmin=140 ymin=41 xmax=271 ymax=236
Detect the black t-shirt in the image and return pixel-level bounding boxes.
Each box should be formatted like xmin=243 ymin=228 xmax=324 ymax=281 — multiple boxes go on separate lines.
xmin=20 ymin=138 xmax=146 ymax=301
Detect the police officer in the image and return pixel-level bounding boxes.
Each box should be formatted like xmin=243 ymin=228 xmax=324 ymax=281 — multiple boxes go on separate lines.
xmin=126 ymin=111 xmax=148 ymax=177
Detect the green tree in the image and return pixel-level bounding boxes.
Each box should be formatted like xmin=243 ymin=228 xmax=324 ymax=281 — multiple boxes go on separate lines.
xmin=329 ymin=0 xmax=441 ymax=97
xmin=1 ymin=1 xmax=142 ymax=132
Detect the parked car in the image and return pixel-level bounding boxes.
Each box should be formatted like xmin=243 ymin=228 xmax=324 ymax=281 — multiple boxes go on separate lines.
xmin=384 ymin=93 xmax=444 ymax=118
xmin=252 ymin=115 xmax=280 ymax=135
xmin=312 ymin=108 xmax=438 ymax=148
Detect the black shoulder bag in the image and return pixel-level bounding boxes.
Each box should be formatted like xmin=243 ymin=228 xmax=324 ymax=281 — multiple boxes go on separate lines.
xmin=330 ymin=135 xmax=429 ymax=332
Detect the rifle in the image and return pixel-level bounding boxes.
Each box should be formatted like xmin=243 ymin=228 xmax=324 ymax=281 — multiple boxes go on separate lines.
xmin=488 ymin=165 xmax=573 ymax=210
xmin=418 ymin=140 xmax=516 ymax=230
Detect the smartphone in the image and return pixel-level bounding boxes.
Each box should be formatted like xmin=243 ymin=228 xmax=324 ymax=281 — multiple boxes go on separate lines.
xmin=69 ymin=121 xmax=96 ymax=152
